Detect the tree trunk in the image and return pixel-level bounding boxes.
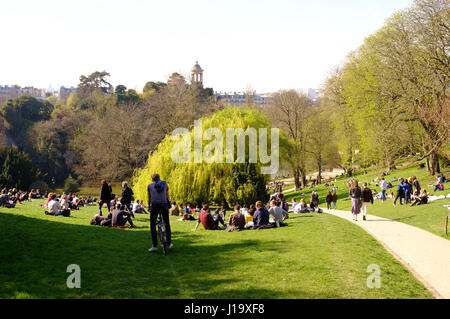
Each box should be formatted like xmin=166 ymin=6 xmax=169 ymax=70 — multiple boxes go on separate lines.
xmin=430 ymin=152 xmax=440 ymax=175
xmin=293 ymin=167 xmax=301 ymax=189
xmin=317 ymin=160 xmax=322 ymax=184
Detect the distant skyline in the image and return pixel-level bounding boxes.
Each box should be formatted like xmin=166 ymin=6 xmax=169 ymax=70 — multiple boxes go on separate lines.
xmin=0 ymin=0 xmax=413 ymax=93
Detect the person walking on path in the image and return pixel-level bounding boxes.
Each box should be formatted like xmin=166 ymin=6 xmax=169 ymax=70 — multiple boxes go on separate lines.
xmin=349 ymin=180 xmax=362 ymax=221
xmin=326 ymin=191 xmax=333 ymax=210
xmin=332 ymin=191 xmax=338 ymax=209
xmin=148 ymin=174 xmax=172 ymax=252
xmin=361 ymin=183 xmax=373 ymax=221
xmin=379 ymin=177 xmax=388 ymax=202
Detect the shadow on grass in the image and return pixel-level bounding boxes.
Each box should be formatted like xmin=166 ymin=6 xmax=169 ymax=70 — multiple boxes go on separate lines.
xmin=0 ymin=212 xmax=310 ymax=299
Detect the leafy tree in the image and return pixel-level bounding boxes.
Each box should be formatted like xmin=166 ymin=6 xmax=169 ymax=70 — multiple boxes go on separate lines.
xmin=322 ymin=0 xmax=449 ymax=175
xmin=132 ymin=107 xmax=280 ymax=206
xmin=0 ymin=96 xmax=53 ymax=140
xmin=0 ymin=147 xmax=42 ymax=190
xmin=64 ymin=175 xmax=80 ymax=193
xmin=143 ymin=81 xmax=167 ymax=93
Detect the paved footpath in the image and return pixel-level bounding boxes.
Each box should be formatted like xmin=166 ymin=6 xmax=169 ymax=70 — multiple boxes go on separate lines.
xmin=323 ymin=208 xmax=450 ymax=299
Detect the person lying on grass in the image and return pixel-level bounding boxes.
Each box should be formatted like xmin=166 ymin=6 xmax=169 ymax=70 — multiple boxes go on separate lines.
xmin=194 ymin=204 xmax=225 ymax=231
xmin=89 ymin=213 xmax=111 ymax=226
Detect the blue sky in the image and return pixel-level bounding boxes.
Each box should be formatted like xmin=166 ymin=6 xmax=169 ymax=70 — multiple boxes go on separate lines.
xmin=0 ymin=0 xmax=413 ymax=93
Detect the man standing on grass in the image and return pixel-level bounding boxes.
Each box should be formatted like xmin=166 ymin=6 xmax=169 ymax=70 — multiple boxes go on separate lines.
xmin=148 ymin=174 xmax=172 ymax=252
xmin=379 ymin=177 xmax=388 ymax=202
xmin=361 ymin=183 xmax=373 ymax=221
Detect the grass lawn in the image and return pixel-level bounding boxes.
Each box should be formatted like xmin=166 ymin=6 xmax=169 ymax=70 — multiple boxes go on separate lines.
xmin=284 ymin=164 xmax=450 ymax=240
xmin=0 ymin=200 xmax=433 ymax=299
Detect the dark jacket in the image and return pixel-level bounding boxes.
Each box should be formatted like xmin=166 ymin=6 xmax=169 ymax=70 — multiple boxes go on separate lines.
xmin=349 ymin=187 xmax=362 ymax=200
xmin=100 ymin=184 xmax=112 ymax=202
xmin=121 ymin=186 xmax=134 ymax=205
xmin=332 ymin=193 xmax=338 ymax=202
xmin=413 ymin=180 xmax=421 ymax=193
xmin=362 ymin=187 xmax=373 ymax=204
xmin=253 ymin=208 xmax=270 ymax=226
xmin=326 ymin=194 xmax=333 ymax=203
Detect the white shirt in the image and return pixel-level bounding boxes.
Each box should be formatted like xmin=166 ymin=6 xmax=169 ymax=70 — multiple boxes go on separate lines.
xmin=269 ymin=206 xmax=288 ymax=222
xmin=379 ymin=180 xmax=388 ymax=190
xmin=48 ymin=200 xmax=61 ymax=214
xmin=60 ymin=199 xmax=69 ymax=210
xmin=240 ymin=208 xmax=248 ymax=216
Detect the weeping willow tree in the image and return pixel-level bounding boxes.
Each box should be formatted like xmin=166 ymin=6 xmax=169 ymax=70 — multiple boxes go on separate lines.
xmin=132 ymin=107 xmax=284 ymax=206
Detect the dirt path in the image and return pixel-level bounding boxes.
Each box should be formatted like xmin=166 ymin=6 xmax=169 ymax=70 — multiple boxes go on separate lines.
xmin=324 ymin=208 xmax=450 ymax=299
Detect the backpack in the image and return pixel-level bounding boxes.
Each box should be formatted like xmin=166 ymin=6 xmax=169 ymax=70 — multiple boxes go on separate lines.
xmin=439 ymin=183 xmax=444 ymax=190
xmin=283 ymin=201 xmax=289 ymax=212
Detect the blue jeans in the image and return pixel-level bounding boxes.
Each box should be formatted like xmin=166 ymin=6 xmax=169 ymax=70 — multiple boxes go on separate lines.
xmin=333 ymin=202 xmax=336 ymax=209
xmin=404 ymin=190 xmax=411 ymax=204
xmin=381 ymin=190 xmax=386 ymax=202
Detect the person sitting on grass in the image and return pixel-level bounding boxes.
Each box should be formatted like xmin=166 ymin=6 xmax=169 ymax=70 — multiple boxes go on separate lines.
xmin=211 ymin=205 xmax=226 ymax=228
xmin=411 ymin=189 xmax=428 ymax=206
xmin=227 ymin=205 xmax=246 ymax=231
xmin=268 ymin=200 xmax=289 ymax=224
xmin=194 ymin=205 xmax=224 ymax=231
xmin=245 ymin=206 xmax=255 ymax=227
xmin=432 ymin=175 xmax=445 ymax=192
xmin=0 ymin=189 xmax=15 ymax=208
xmin=60 ymin=194 xmax=70 ymax=212
xmin=291 ymin=198 xmax=300 ymax=212
xmin=240 ymin=204 xmax=248 ymax=216
xmin=110 ymin=203 xmax=135 ymax=228
xmin=253 ymin=201 xmax=270 ymax=227
xmin=214 ymin=204 xmax=227 ymax=220
xmin=132 ymin=200 xmax=148 ymax=215
xmin=310 ymin=191 xmax=320 ymax=211
xmin=169 ymin=201 xmax=180 ymax=216
xmin=45 ymin=194 xmax=70 ymax=217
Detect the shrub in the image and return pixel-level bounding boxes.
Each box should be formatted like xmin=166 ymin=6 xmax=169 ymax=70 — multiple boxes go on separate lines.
xmin=64 ymin=175 xmax=80 ymax=194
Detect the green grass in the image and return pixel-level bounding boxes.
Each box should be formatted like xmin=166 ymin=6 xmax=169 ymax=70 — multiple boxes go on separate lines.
xmin=284 ymin=164 xmax=450 ymax=239
xmin=0 ymin=199 xmax=433 ymax=299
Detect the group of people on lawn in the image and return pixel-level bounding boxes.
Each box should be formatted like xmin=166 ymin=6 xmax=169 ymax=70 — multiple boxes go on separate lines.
xmin=0 ymin=188 xmax=46 ymax=208
xmin=24 ymin=168 xmax=447 ymax=253
xmin=345 ymin=172 xmax=448 ymax=221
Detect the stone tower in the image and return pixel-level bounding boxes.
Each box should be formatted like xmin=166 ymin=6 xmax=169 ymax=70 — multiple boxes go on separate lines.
xmin=191 ymin=61 xmax=203 ymax=87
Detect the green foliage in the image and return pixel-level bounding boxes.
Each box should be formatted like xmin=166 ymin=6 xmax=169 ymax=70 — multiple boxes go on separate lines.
xmin=143 ymin=81 xmax=167 ymax=93
xmin=133 ymin=107 xmax=279 ymax=205
xmin=231 ymin=163 xmax=269 ymax=205
xmin=0 ymin=96 xmax=53 ymax=139
xmin=0 ymin=147 xmax=42 ymax=190
xmin=64 ymin=175 xmax=80 ymax=194
xmin=30 ymin=180 xmax=49 ymax=194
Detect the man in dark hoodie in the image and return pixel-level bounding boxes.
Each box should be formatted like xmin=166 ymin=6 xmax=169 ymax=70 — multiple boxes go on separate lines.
xmin=148 ymin=174 xmax=172 ymax=253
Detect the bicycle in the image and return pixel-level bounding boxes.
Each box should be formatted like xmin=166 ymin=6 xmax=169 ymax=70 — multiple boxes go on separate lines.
xmin=158 ymin=212 xmax=169 ymax=256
